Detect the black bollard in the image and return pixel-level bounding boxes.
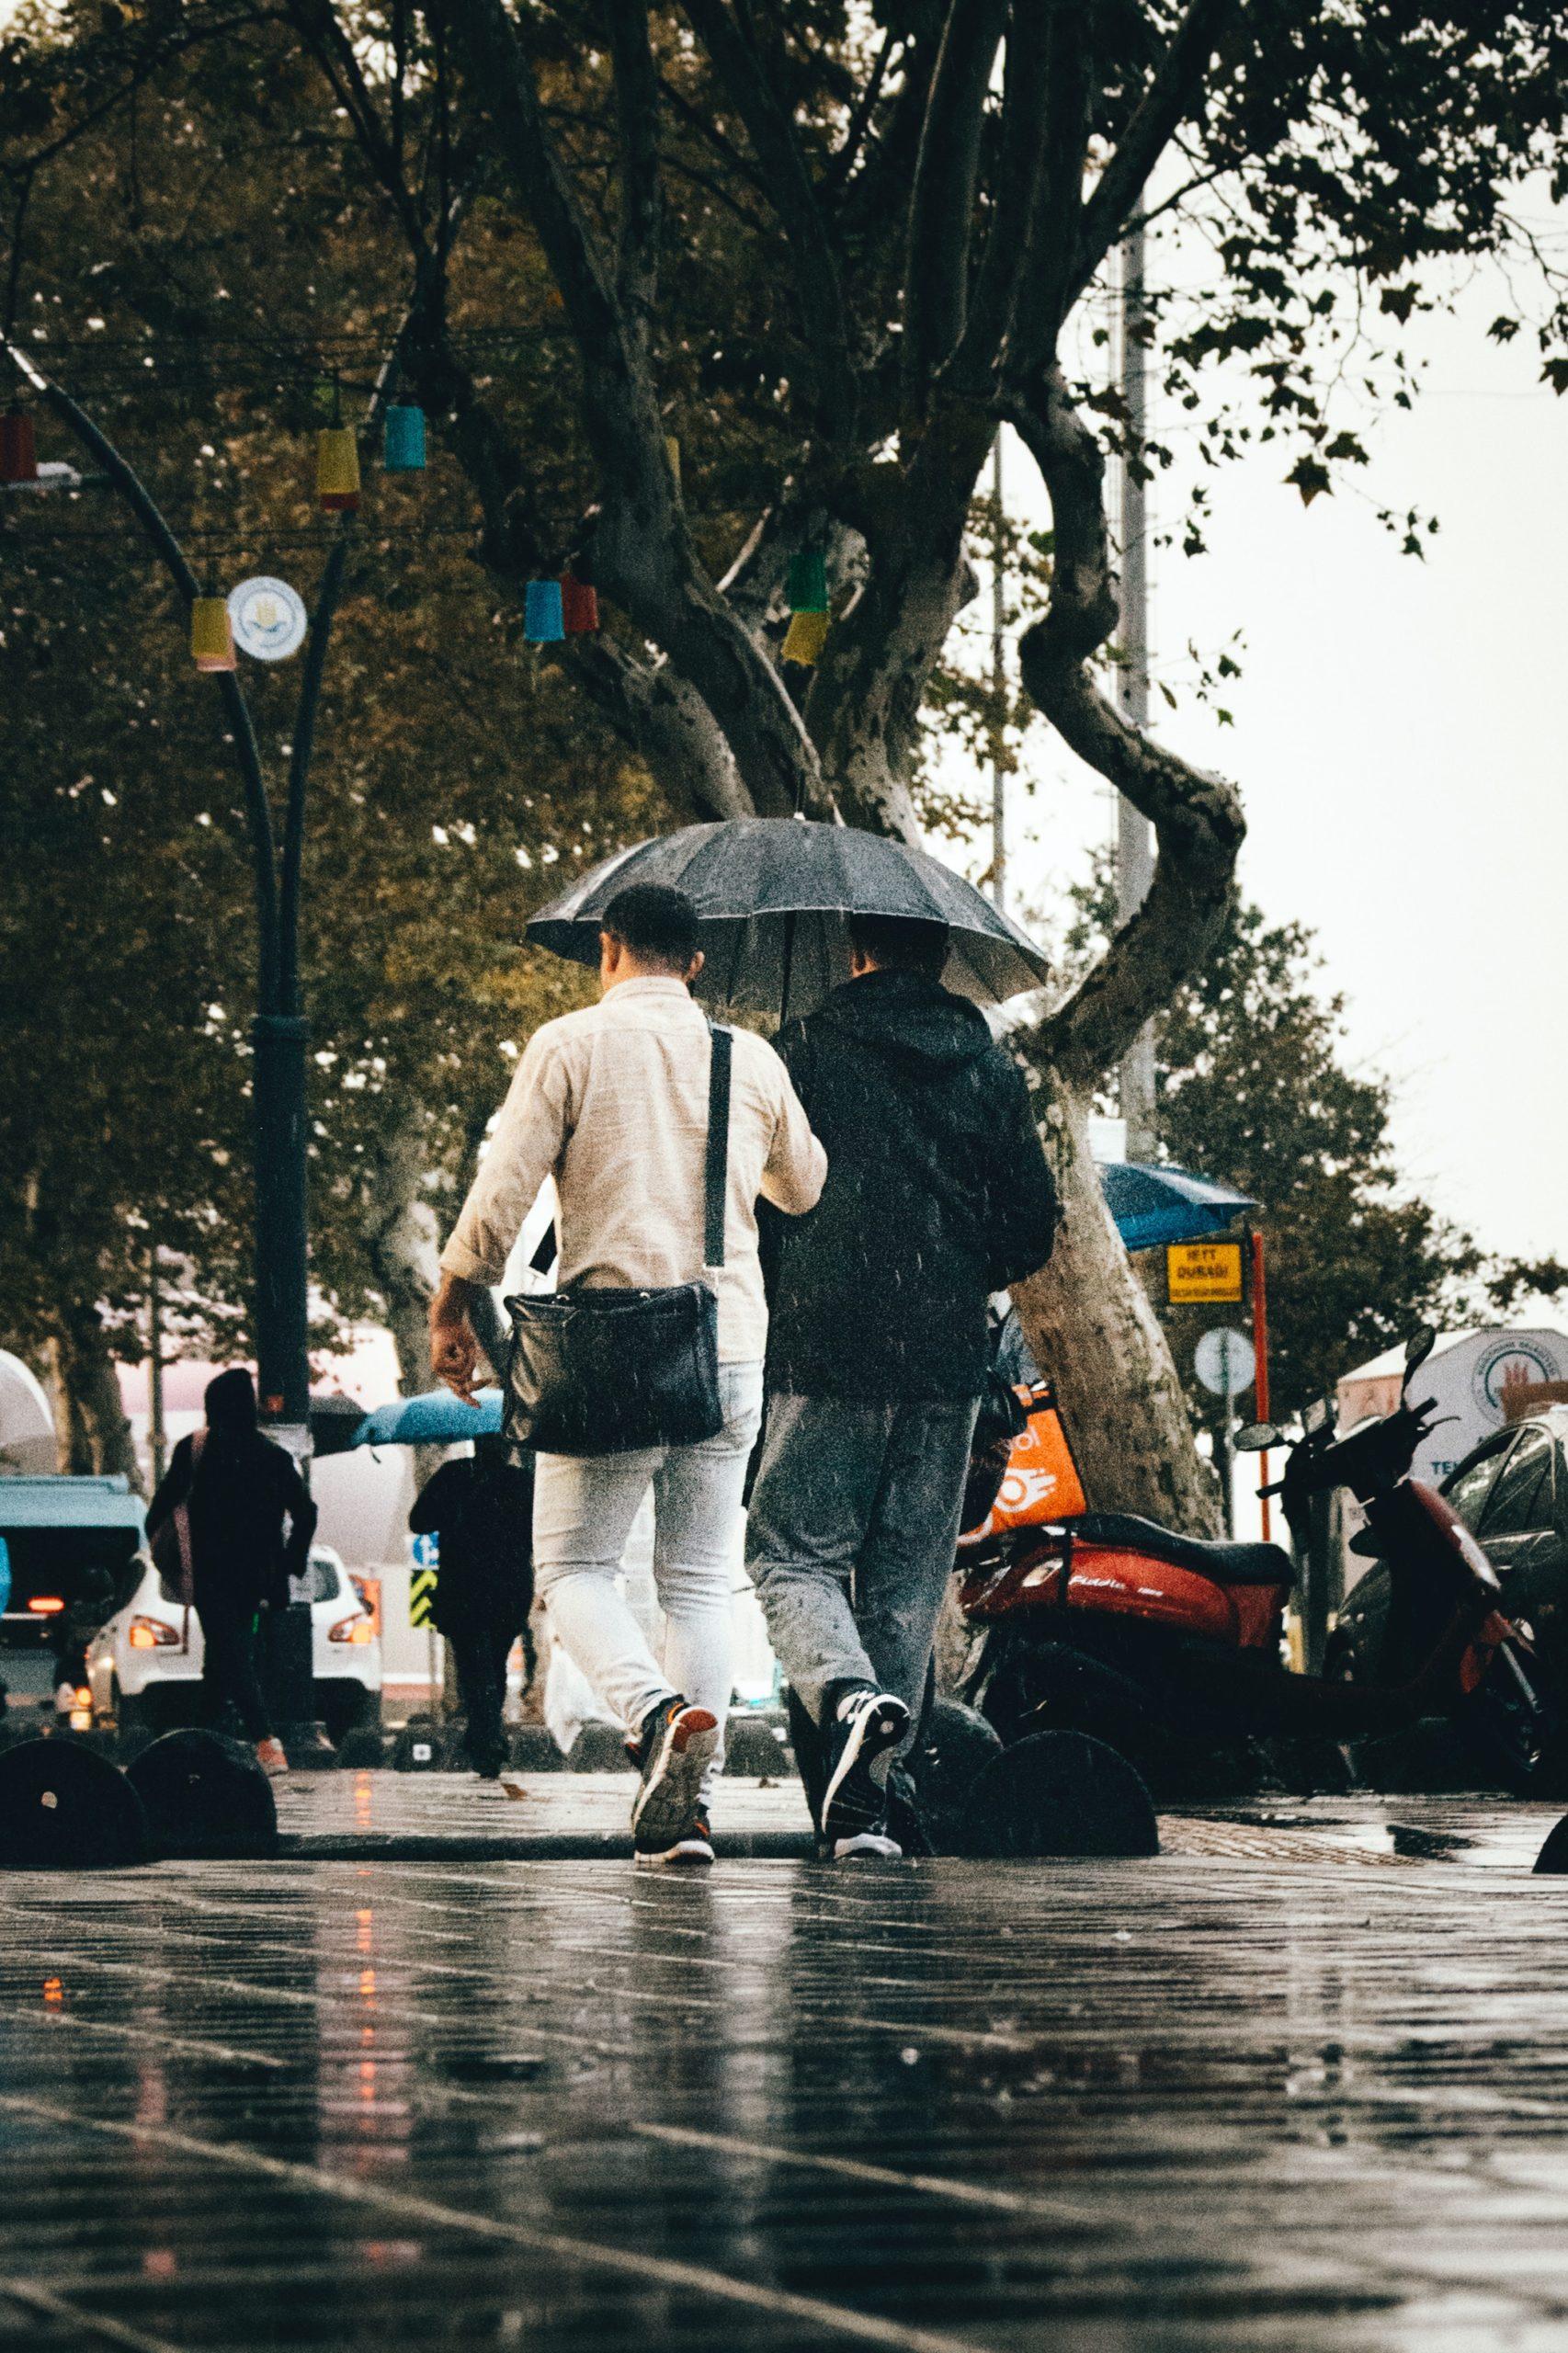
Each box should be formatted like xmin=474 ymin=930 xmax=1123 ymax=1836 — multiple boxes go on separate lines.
xmin=0 ymin=1736 xmax=149 ymax=1870
xmin=127 ymin=1729 xmax=278 ymax=1860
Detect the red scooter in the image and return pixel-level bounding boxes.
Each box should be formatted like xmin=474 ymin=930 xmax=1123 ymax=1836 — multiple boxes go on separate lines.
xmin=947 ymin=1329 xmax=1544 ymax=1794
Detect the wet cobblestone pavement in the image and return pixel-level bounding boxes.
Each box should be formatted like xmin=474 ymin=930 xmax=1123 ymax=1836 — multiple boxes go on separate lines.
xmin=4 ymin=1788 xmax=1568 ymax=2349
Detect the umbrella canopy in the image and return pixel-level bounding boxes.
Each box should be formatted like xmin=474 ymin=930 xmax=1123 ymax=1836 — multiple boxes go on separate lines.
xmin=349 ymin=1387 xmax=503 ymax=1449
xmin=308 ymin=1392 xmax=370 ymax=1459
xmin=526 ymin=818 xmax=1051 ymax=1018
xmin=1099 ymin=1162 xmax=1256 ymax=1253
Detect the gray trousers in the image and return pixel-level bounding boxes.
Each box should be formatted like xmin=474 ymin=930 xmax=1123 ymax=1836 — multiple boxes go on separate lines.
xmin=745 ymin=1392 xmax=981 ymax=1729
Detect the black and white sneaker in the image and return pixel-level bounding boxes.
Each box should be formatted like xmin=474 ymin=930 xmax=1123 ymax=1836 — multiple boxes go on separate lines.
xmin=821 ymin=1688 xmax=909 ymax=1852
xmin=833 ymin=1824 xmax=903 ymax=1863
xmin=630 ymin=1697 xmax=719 ymax=1859
xmin=634 ymin=1811 xmax=716 ymax=1871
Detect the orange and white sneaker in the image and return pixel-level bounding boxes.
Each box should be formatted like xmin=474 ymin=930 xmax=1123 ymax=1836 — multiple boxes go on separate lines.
xmin=629 ymin=1697 xmax=717 ymax=1859
xmin=255 ymin=1736 xmax=290 ymax=1779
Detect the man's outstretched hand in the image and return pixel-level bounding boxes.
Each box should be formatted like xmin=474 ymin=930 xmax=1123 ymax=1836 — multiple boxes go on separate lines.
xmin=430 ymin=1273 xmax=485 ymax=1404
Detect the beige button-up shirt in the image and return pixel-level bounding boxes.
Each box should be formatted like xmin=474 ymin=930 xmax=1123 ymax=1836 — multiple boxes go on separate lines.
xmin=440 ymin=979 xmax=826 ymax=1363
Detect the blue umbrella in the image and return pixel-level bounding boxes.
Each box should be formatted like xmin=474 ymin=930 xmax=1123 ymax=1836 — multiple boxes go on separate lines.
xmin=1099 ymin=1162 xmax=1256 ymax=1253
xmin=349 ymin=1388 xmax=504 ymax=1449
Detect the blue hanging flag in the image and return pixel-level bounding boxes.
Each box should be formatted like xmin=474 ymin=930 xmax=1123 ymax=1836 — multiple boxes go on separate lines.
xmin=525 ymin=579 xmax=565 ymax=642
xmin=383 ymin=404 xmax=426 ymax=472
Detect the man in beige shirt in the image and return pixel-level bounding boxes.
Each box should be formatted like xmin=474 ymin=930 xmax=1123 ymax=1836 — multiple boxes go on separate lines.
xmin=431 ymin=882 xmax=824 ymax=1866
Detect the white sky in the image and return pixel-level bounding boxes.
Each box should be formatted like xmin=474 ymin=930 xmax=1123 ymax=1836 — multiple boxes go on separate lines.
xmin=987 ymin=265 xmax=1566 ymax=1269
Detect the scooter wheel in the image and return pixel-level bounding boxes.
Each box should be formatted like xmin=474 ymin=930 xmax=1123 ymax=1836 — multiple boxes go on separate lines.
xmin=957 ymin=1729 xmax=1159 ymax=1859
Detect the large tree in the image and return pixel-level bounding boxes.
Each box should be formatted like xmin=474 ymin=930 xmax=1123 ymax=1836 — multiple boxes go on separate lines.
xmin=7 ymin=3 xmax=1566 ymax=1520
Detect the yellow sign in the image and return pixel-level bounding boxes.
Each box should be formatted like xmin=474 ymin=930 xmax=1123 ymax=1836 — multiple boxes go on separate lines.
xmin=409 ymin=1567 xmax=439 ymax=1628
xmin=1166 ymin=1239 xmax=1244 ymax=1305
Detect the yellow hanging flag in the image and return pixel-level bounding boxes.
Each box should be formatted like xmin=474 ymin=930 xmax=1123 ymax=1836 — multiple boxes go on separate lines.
xmin=781 ymin=608 xmax=830 ymax=665
xmin=191 ymin=597 xmax=236 ymax=673
xmin=316 ymin=426 xmax=361 ymax=512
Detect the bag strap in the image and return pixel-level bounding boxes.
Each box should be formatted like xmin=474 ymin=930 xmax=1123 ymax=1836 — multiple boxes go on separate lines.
xmin=704 ymin=1021 xmax=733 ymax=1268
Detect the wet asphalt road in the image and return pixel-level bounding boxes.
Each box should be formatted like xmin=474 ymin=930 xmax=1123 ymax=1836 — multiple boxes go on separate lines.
xmin=3 ymin=1847 xmax=1568 ymax=2351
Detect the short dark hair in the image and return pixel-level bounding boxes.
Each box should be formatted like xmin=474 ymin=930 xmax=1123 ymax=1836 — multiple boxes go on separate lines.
xmin=600 ymin=882 xmax=700 ymax=969
xmin=847 ymin=912 xmax=949 ymax=978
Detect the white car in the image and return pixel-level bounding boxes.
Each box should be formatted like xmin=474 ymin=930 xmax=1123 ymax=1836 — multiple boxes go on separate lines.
xmin=86 ymin=1545 xmax=382 ymax=1745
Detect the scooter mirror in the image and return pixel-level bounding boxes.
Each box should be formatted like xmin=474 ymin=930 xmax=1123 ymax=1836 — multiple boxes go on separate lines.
xmin=1404 ymin=1324 xmax=1437 ymax=1380
xmin=1234 ymin=1423 xmax=1281 ymax=1453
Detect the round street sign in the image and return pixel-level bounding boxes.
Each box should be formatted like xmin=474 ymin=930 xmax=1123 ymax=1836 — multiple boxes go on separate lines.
xmin=228 ymin=575 xmax=307 ymax=662
xmin=1195 ymin=1326 xmax=1256 ymax=1397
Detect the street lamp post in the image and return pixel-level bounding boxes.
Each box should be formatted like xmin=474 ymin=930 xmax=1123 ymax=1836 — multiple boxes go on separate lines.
xmin=2 ymin=341 xmax=348 ymax=1443
xmin=3 ymin=347 xmax=358 ymax=1752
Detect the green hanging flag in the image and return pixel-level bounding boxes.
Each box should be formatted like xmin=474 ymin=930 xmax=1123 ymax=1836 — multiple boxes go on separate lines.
xmin=787 ymin=548 xmax=828 ymax=613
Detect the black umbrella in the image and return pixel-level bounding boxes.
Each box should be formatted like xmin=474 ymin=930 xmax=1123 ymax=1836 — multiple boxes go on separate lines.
xmin=525 ymin=818 xmax=1051 ymax=1019
xmin=308 ymin=1392 xmax=369 ymax=1459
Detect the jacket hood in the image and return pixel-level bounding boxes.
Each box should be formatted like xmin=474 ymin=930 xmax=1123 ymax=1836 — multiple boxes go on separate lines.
xmin=815 ymin=969 xmax=994 ymax=1067
xmin=204 ymin=1367 xmax=258 ymax=1436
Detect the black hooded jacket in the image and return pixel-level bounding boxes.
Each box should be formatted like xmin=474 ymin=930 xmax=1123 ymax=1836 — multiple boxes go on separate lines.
xmin=146 ymin=1369 xmax=317 ymax=1610
xmin=764 ymin=970 xmax=1061 ymax=1400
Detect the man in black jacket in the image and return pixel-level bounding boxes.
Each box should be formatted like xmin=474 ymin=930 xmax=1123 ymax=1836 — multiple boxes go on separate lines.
xmin=747 ymin=913 xmax=1060 ymax=1859
xmin=408 ymin=1438 xmax=536 ymax=1779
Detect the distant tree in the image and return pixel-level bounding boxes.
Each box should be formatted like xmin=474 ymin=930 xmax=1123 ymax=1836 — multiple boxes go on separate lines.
xmin=1041 ymin=863 xmax=1498 ymax=1425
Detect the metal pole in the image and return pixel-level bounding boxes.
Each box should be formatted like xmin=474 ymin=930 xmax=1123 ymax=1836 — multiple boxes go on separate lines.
xmin=1217 ymin=1357 xmax=1235 ymax=1540
xmin=1116 ymin=224 xmax=1157 ymax=1161
xmin=147 ymin=1245 xmax=166 ymax=1490
xmin=990 ymin=430 xmax=1006 ymax=915
xmin=1250 ymin=1230 xmax=1273 ymax=1540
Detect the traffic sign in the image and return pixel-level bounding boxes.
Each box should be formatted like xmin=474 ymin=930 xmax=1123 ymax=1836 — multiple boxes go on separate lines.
xmin=410 ymin=1532 xmax=440 ymax=1569
xmin=409 ymin=1566 xmax=439 ymax=1628
xmin=1195 ymin=1326 xmax=1255 ymax=1397
xmin=1167 ymin=1238 xmax=1244 ymax=1305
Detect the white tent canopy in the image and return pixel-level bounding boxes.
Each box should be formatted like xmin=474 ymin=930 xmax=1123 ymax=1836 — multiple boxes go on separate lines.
xmin=0 ymin=1350 xmax=55 ymax=1474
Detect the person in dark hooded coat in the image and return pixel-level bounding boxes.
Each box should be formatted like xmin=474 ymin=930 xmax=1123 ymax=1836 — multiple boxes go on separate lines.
xmin=145 ymin=1368 xmax=316 ymax=1774
xmin=747 ymin=913 xmax=1061 ymax=1859
xmin=408 ymin=1437 xmax=535 ymax=1779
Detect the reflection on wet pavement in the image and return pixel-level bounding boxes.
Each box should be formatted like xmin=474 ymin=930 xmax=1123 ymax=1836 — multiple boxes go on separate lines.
xmin=3 ymin=1843 xmax=1568 ymax=2348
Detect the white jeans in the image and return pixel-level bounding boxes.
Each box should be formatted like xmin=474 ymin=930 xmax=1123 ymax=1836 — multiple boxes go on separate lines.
xmin=532 ymin=1361 xmax=764 ymax=1792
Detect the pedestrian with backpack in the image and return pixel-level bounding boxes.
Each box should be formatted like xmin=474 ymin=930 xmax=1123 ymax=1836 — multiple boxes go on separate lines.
xmin=747 ymin=913 xmax=1061 ymax=1859
xmin=144 ymin=1367 xmax=317 ymax=1777
xmin=430 ymin=883 xmax=825 ymax=1866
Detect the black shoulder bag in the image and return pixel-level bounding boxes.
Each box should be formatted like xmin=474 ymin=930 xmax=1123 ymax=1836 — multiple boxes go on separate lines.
xmin=501 ymin=1023 xmax=733 ymax=1456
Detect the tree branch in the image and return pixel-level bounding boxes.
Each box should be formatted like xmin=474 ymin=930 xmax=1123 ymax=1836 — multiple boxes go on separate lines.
xmin=679 ymin=0 xmax=857 ymax=442
xmin=1008 ymin=366 xmax=1244 ymax=1087
xmin=1073 ymin=0 xmax=1237 ymax=299
xmin=604 ymin=1 xmax=663 ymax=347
xmin=948 ymin=2 xmax=1057 ymax=385
xmin=444 ymin=0 xmax=825 ymax=820
xmin=901 ymin=0 xmax=1008 ymax=405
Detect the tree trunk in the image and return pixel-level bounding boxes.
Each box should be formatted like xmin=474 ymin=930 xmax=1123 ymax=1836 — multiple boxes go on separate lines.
xmin=42 ymin=1313 xmax=141 ymax=1487
xmin=1012 ymin=1084 xmax=1222 ymax=1535
xmin=362 ymin=1117 xmax=444 ymax=1400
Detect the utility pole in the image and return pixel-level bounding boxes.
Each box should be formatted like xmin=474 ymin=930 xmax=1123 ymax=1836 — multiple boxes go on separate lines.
xmin=990 ymin=431 xmax=1007 ymax=914
xmin=1116 ymin=222 xmax=1157 ymax=1163
xmin=147 ymin=1245 xmax=166 ymax=1490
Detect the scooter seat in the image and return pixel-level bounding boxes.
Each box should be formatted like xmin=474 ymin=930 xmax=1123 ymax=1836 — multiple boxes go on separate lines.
xmin=1063 ymin=1513 xmax=1294 ymax=1586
